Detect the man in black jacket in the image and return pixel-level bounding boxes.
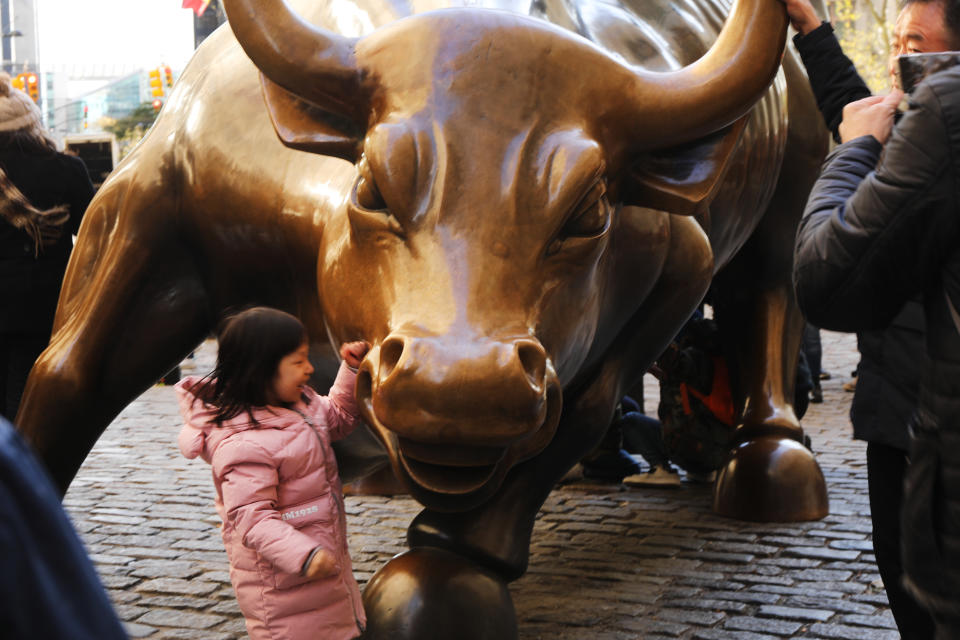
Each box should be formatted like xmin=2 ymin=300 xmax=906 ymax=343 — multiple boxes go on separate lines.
xmin=794 ymin=31 xmax=960 ymax=639
xmin=783 ymin=1 xmax=958 ymax=636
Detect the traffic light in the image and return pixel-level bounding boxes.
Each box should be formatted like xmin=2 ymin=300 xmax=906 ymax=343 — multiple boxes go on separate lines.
xmin=163 ymin=66 xmax=173 ymax=88
xmin=148 ymin=69 xmax=164 ymax=98
xmin=152 ymin=99 xmax=163 ymax=111
xmin=12 ymin=73 xmax=39 ymax=103
xmin=23 ymin=73 xmax=39 ymax=103
xmin=83 ymin=104 xmax=88 ymax=129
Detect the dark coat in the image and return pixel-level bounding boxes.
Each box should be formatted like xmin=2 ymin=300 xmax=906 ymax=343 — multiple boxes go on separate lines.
xmin=0 ymin=417 xmax=127 ymax=639
xmin=0 ymin=148 xmax=94 ymax=333
xmin=794 ymin=66 xmax=960 ymax=622
xmin=794 ymin=23 xmax=924 ymax=451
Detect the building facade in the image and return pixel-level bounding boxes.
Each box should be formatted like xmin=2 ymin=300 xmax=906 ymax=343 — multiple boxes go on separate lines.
xmin=1 ymin=0 xmax=39 ymax=75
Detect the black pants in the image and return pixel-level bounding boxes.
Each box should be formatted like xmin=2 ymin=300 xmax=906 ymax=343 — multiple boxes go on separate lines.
xmin=866 ymin=441 xmax=935 ymax=640
xmin=0 ymin=332 xmax=49 ymax=422
xmin=801 ymin=323 xmax=822 ymax=380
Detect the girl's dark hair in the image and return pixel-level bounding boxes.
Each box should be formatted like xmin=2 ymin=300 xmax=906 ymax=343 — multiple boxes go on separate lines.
xmin=0 ymin=127 xmax=58 ymax=154
xmin=195 ymin=306 xmax=308 ymax=425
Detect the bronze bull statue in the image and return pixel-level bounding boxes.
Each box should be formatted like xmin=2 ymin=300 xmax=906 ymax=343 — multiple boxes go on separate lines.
xmin=17 ymin=0 xmax=828 ymax=635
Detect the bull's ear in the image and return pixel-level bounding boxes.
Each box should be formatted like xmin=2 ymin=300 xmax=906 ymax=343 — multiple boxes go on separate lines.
xmin=260 ymin=75 xmax=364 ymax=163
xmin=621 ymin=116 xmax=748 ymax=215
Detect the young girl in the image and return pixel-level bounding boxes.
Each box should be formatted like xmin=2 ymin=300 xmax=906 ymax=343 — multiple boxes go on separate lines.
xmin=176 ymin=307 xmax=368 ymax=640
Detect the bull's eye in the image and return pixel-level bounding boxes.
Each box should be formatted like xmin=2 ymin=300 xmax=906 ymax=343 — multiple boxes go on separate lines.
xmin=348 ymin=158 xmax=404 ymax=237
xmin=353 ymin=161 xmax=387 ymax=212
xmin=547 ymin=180 xmax=611 ymax=255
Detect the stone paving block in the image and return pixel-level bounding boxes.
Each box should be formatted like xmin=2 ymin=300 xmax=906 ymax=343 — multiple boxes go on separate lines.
xmin=618 ymin=616 xmax=688 ymax=636
xmin=785 ymin=547 xmax=861 ymax=561
xmin=130 ymin=559 xmax=203 ymax=579
xmin=137 ymin=595 xmax=221 ymax=610
xmin=724 ymin=615 xmax=804 ymax=635
xmin=655 ymin=606 xmax=725 ymax=625
xmin=121 ymin=621 xmax=156 ymax=638
xmin=100 ymin=574 xmax=142 ymax=589
xmin=805 ymin=622 xmax=900 ymax=639
xmin=661 ymin=598 xmax=749 ymax=613
xmin=756 ymin=604 xmax=834 ymax=622
xmin=114 ymin=604 xmax=151 ymax=621
xmin=136 ymin=609 xmax=227 ymax=630
xmin=137 ymin=578 xmax=219 ymax=596
xmin=839 ymin=612 xmax=897 ymax=629
xmin=152 ymin=630 xmax=237 ymax=640
xmin=694 ymin=630 xmax=783 ymax=640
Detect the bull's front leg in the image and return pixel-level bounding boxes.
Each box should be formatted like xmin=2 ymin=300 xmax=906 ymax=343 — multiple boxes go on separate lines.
xmin=710 ymin=277 xmax=828 ymax=521
xmin=360 ymin=214 xmax=712 ymax=639
xmin=709 ymin=128 xmax=829 ymax=521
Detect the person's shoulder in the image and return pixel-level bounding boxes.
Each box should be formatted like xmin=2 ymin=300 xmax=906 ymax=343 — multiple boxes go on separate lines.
xmin=913 ymin=65 xmax=960 ymax=108
xmin=53 ymin=152 xmax=93 ymax=179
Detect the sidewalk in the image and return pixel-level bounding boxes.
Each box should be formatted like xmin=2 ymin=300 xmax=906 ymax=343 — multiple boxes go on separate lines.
xmin=63 ymin=331 xmax=895 ymax=639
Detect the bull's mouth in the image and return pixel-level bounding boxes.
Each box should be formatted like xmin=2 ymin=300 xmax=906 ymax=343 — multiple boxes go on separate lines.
xmin=396 ymin=438 xmax=504 ymax=494
xmin=356 ymin=369 xmax=562 ymax=512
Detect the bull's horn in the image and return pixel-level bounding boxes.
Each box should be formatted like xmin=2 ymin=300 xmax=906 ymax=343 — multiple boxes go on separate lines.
xmin=618 ymin=0 xmax=788 ymax=149
xmin=222 ymin=0 xmax=367 ymax=120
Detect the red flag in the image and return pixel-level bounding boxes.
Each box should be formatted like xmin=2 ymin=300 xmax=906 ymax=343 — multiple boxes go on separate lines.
xmin=181 ymin=0 xmax=211 ymax=17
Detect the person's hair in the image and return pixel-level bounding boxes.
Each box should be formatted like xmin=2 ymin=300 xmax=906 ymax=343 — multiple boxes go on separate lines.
xmin=194 ymin=306 xmax=309 ymax=425
xmin=904 ymin=0 xmax=960 ymax=48
xmin=0 ymin=126 xmax=58 ymax=154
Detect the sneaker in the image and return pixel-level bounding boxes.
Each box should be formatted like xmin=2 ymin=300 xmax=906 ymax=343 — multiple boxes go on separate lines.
xmin=623 ymin=466 xmax=682 ymax=488
xmin=842 ymin=379 xmax=857 ymax=392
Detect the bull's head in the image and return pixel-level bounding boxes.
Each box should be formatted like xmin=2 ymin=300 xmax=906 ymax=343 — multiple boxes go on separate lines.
xmin=223 ymin=0 xmax=787 ymax=510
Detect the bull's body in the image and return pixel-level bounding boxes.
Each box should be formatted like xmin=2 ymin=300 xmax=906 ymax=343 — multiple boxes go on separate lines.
xmin=18 ymin=0 xmax=827 ymax=636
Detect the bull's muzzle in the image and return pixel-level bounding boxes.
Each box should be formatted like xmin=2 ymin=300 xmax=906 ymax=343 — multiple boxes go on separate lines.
xmin=356 ymin=332 xmax=562 ymax=508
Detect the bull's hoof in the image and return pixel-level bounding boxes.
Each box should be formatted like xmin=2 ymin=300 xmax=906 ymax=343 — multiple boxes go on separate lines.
xmin=713 ymin=436 xmax=828 ymax=522
xmin=362 ymin=547 xmax=517 ymax=640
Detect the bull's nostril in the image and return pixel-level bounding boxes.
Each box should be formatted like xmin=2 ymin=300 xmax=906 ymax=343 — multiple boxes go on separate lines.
xmin=516 ymin=340 xmax=546 ymax=388
xmin=379 ymin=336 xmax=405 ymax=380
xmin=356 ymin=368 xmax=372 ymax=402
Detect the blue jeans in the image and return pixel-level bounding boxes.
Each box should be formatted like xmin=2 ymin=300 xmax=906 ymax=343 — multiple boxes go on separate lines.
xmin=620 ymin=412 xmax=669 ymax=469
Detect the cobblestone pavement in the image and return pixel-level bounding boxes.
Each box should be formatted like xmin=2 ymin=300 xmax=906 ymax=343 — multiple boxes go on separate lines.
xmin=63 ymin=331 xmax=894 ymax=639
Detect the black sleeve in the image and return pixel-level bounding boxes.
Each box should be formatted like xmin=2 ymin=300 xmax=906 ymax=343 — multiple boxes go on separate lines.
xmin=793 ymin=23 xmax=872 ymax=141
xmin=793 ymin=74 xmax=960 ymax=331
xmin=59 ymin=154 xmax=95 ymax=236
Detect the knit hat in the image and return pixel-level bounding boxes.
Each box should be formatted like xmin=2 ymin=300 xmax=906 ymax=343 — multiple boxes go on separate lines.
xmin=0 ymin=72 xmax=43 ymax=134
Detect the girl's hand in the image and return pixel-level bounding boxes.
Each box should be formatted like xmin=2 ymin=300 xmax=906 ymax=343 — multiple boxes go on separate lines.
xmin=340 ymin=340 xmax=371 ymax=368
xmin=305 ymin=547 xmax=339 ymax=579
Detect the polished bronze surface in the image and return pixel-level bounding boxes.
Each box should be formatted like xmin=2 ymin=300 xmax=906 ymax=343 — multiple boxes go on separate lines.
xmin=362 ymin=547 xmax=517 ymax=639
xmin=714 ymin=437 xmax=829 ymax=522
xmin=15 ymin=0 xmax=827 ymax=636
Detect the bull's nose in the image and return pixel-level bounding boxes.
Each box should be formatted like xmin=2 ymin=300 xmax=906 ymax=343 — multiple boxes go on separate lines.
xmin=367 ymin=331 xmax=553 ymax=446
xmin=516 ymin=339 xmax=547 ymax=392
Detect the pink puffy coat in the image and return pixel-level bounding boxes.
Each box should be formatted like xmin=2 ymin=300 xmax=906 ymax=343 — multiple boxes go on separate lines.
xmin=175 ymin=363 xmax=366 ymax=640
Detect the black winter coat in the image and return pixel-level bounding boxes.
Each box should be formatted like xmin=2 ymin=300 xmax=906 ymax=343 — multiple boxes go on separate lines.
xmin=0 ymin=149 xmax=94 ymax=333
xmin=794 ymin=66 xmax=960 ymax=622
xmin=794 ymin=23 xmax=925 ymax=451
xmin=793 ymin=23 xmax=871 ymax=142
